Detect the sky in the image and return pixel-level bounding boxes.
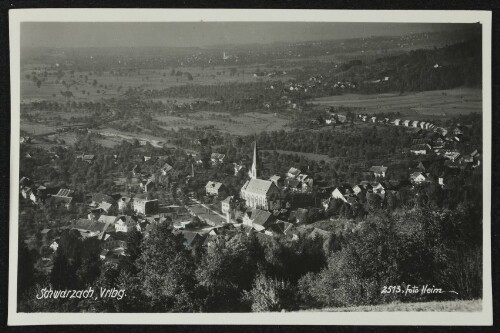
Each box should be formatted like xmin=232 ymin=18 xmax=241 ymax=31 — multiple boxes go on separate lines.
xmin=21 ymin=22 xmax=472 ymax=48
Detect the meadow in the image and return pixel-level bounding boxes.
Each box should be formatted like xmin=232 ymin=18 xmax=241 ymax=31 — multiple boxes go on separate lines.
xmin=155 ymin=111 xmax=292 ymax=136
xmin=312 ymin=88 xmax=482 ymax=119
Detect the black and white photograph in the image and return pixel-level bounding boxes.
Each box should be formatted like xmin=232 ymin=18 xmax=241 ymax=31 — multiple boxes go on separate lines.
xmin=8 ymin=9 xmax=492 ymax=326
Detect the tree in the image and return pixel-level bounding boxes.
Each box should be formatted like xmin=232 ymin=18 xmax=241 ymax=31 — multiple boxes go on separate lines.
xmin=242 ymin=273 xmax=296 ymax=312
xmin=137 ymin=222 xmax=198 ymax=312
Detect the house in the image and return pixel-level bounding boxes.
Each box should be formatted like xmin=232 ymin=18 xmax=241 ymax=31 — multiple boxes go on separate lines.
xmin=444 ymin=151 xmax=461 ymax=162
xmin=118 ymin=196 xmax=132 ymax=212
xmin=51 ymin=195 xmax=73 ymax=210
xmin=352 ymin=182 xmax=373 ymax=196
xmin=285 ymin=179 xmax=302 ymax=192
xmin=132 ymin=164 xmax=141 ymax=176
xmin=140 ymin=179 xmax=155 ymax=193
xmin=331 ymin=185 xmax=354 ymax=203
xmin=269 ymin=175 xmax=284 ymax=187
xmin=71 ymin=219 xmax=113 ymax=238
xmin=77 ymin=154 xmax=95 ymax=164
xmin=416 ymin=160 xmax=433 ymax=172
xmin=89 ymin=193 xmax=114 ymax=207
xmin=221 ymin=196 xmax=233 ymax=214
xmin=420 ymin=122 xmax=427 ymax=129
xmin=243 ymin=208 xmax=275 ymax=232
xmin=55 ymin=188 xmax=74 ymax=198
xmin=49 ymin=239 xmax=59 ymax=252
xmin=286 ymin=167 xmax=301 ymax=179
xmin=371 ymin=182 xmax=386 ymax=199
xmin=412 ymin=120 xmax=420 ymax=128
xmin=143 ymin=156 xmax=152 ymax=162
xmin=410 ymin=172 xmax=428 ymax=184
xmin=133 ymin=198 xmax=159 ymax=215
xmin=180 ymin=231 xmax=207 ymax=248
xmin=19 ymin=176 xmax=33 ymax=188
xmin=233 ymin=163 xmax=246 ymax=176
xmin=369 ymin=165 xmax=388 ymax=178
xmin=393 ymin=119 xmax=401 ymax=126
xmin=98 ymin=215 xmax=118 ymax=225
xmin=371 ymin=116 xmax=377 ymax=123
xmin=205 ymin=181 xmax=226 ymax=196
xmin=337 ymin=114 xmax=347 ymax=123
xmin=210 ymin=153 xmax=225 ymax=165
xmin=410 ymin=144 xmax=431 ymax=155
xmin=114 ymin=215 xmax=137 ymax=233
xmin=433 ymin=137 xmax=445 ymax=148
xmin=51 ymin=189 xmax=74 ymax=209
xmin=264 ymin=220 xmax=295 ymax=238
xmin=403 ymin=120 xmax=411 ymax=127
xmin=160 ymin=163 xmax=179 ymax=179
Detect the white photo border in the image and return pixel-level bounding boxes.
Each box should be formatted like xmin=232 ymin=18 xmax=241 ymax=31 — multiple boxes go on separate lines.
xmin=8 ymin=8 xmax=493 ymax=326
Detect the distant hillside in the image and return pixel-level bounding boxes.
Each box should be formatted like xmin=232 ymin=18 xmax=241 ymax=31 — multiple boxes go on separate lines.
xmin=342 ymin=38 xmax=482 ymax=93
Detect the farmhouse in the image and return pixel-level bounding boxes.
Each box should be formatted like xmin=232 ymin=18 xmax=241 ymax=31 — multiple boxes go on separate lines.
xmin=410 ymin=144 xmax=431 ymax=155
xmin=133 ymin=198 xmax=158 ymax=215
xmin=205 ymin=181 xmax=226 ymax=196
xmin=369 ymin=165 xmax=388 ymax=178
xmin=242 ymin=208 xmax=275 ymax=232
xmin=269 ymin=175 xmax=284 ymax=187
xmin=410 ymin=172 xmax=428 ymax=184
xmin=286 ymin=167 xmax=301 ymax=179
xmin=331 ymin=185 xmax=354 ymax=203
xmin=140 ymin=179 xmax=155 ymax=193
xmin=221 ymin=196 xmax=233 ymax=214
xmin=210 ymin=153 xmax=225 ymax=165
xmin=77 ymin=154 xmax=95 ymax=164
xmin=114 ymin=215 xmax=138 ymax=233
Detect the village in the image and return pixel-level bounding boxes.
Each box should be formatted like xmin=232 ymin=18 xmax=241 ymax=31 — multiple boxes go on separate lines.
xmin=18 ymin=107 xmax=481 ymax=270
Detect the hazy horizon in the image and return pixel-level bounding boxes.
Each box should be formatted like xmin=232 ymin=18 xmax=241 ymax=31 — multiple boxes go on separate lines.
xmin=21 ymin=22 xmax=475 ymax=49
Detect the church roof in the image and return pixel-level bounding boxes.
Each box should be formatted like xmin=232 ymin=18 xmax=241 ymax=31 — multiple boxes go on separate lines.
xmin=241 ymin=179 xmax=275 ymax=196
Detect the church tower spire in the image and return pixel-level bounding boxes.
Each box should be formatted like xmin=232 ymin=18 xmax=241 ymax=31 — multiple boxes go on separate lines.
xmin=249 ymin=139 xmax=258 ymax=179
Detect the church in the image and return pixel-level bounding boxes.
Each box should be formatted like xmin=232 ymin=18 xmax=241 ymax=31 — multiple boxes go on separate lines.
xmin=240 ymin=140 xmax=280 ymax=211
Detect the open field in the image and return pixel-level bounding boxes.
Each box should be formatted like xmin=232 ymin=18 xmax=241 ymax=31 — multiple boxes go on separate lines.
xmin=21 ymin=64 xmax=295 ymax=104
xmin=155 ymin=111 xmax=292 ymax=135
xmin=303 ymin=299 xmax=482 ymax=312
xmin=312 ymin=88 xmax=482 ymax=119
xmin=261 ymin=149 xmax=334 ymax=163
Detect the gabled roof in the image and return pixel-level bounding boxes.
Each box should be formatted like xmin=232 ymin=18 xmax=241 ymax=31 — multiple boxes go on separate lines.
xmin=72 ymin=219 xmax=112 ymax=233
xmin=91 ymin=193 xmax=114 ymax=203
xmin=52 ymin=195 xmax=73 ymax=205
xmin=97 ymin=215 xmax=118 ymax=224
xmin=98 ymin=202 xmax=112 ymax=212
xmin=333 ymin=185 xmax=353 ymax=196
xmin=241 ymin=179 xmax=276 ymax=196
xmin=247 ymin=208 xmax=273 ymax=226
xmin=287 ymin=167 xmax=301 ymax=177
xmin=286 ymin=179 xmax=301 ymax=188
xmin=369 ymin=166 xmax=387 ymax=173
xmin=211 ymin=153 xmax=225 ymax=160
xmin=55 ymin=188 xmax=74 ymax=197
xmin=410 ymin=172 xmax=426 ymax=180
xmin=269 ymin=175 xmax=281 ymax=182
xmin=206 ymin=181 xmax=224 ymax=191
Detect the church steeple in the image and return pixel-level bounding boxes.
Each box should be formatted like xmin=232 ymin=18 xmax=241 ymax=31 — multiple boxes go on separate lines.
xmin=249 ymin=139 xmax=258 ymax=179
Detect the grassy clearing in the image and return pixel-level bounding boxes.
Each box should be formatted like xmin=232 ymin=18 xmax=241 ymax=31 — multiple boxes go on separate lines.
xmin=155 ymin=111 xmax=291 ymax=136
xmin=312 ymin=88 xmax=482 ymax=119
xmin=306 ymin=300 xmax=482 ymax=312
